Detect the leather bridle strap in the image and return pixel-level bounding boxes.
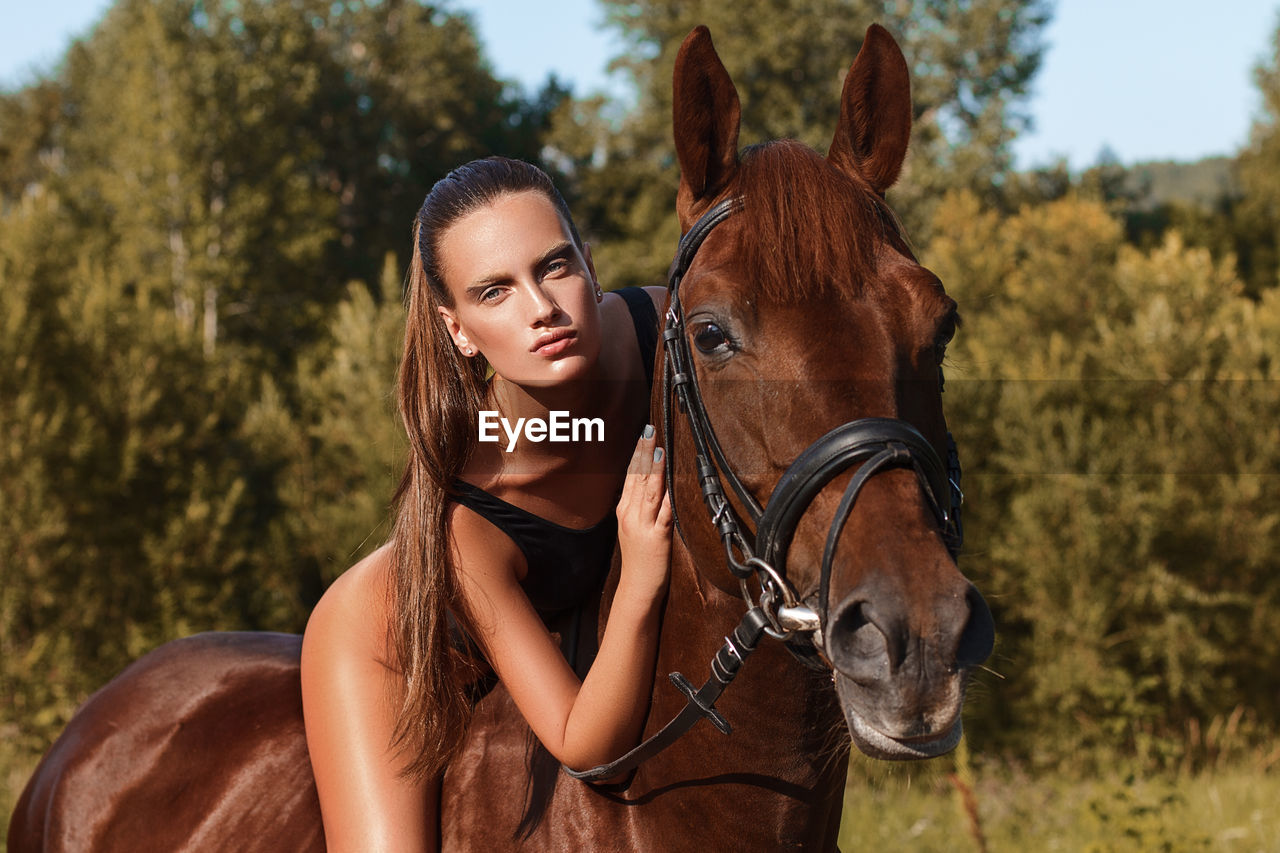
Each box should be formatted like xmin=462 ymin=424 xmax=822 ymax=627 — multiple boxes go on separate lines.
xmin=754 ymin=417 xmax=953 ymax=579
xmin=562 ymin=607 xmax=771 ymax=782
xmin=662 ymin=197 xmax=762 ymax=562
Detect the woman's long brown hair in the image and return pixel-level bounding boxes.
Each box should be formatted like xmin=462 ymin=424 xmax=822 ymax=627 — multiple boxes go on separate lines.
xmin=388 ymin=157 xmax=580 ymax=780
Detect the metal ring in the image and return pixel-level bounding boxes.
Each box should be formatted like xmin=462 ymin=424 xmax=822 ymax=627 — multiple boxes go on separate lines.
xmin=742 ymin=557 xmax=799 ymax=608
xmin=739 ymin=556 xmax=809 ymax=640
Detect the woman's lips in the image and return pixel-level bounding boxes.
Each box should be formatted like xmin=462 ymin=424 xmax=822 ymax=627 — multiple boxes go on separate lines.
xmin=532 ymin=330 xmax=576 ymax=356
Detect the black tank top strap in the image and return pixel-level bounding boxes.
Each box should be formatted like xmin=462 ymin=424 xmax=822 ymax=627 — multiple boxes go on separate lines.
xmin=615 ymin=286 xmax=659 ymax=390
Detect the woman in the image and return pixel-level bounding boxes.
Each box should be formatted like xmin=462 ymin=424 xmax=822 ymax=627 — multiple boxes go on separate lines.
xmin=299 ymin=157 xmax=670 ymax=852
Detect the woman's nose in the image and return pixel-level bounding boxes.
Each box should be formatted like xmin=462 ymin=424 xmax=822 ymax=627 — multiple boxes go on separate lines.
xmin=527 ymin=284 xmax=562 ymax=324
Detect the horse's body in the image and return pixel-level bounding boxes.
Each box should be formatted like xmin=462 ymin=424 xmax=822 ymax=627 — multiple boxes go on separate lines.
xmin=10 ymin=633 xmax=324 ymax=852
xmin=10 ymin=25 xmax=992 ymax=852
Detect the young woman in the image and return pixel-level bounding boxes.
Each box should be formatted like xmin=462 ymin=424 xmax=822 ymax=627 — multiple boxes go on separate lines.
xmin=299 ymin=157 xmax=670 ymax=852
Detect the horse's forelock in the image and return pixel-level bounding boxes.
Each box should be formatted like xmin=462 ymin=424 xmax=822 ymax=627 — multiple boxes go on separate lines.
xmin=733 ymin=141 xmax=895 ymax=302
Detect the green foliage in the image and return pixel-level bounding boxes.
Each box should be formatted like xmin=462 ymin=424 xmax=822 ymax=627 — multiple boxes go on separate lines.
xmin=0 ymin=192 xmax=288 ymax=759
xmin=928 ymin=192 xmax=1280 ymax=767
xmin=245 ymin=256 xmax=407 ymax=596
xmin=0 ymin=79 xmax=64 ymax=202
xmin=1232 ymin=18 xmax=1280 ymax=296
xmin=2 ymin=0 xmax=558 ymax=366
xmin=548 ymin=0 xmax=1050 ymax=287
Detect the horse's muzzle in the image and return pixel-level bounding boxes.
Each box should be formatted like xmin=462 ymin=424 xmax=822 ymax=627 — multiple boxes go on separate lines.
xmin=826 ymin=579 xmax=994 ymax=760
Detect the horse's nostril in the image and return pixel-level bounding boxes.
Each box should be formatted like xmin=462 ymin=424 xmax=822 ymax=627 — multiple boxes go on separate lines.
xmin=955 ymin=585 xmax=995 ymax=669
xmin=827 ymin=599 xmax=897 ymax=683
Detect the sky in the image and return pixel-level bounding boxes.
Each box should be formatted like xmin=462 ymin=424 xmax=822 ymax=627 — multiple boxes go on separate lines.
xmin=2 ymin=0 xmax=1278 ymax=171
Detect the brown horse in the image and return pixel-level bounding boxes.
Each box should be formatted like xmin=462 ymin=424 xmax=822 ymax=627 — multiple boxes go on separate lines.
xmin=10 ymin=24 xmax=992 ymax=852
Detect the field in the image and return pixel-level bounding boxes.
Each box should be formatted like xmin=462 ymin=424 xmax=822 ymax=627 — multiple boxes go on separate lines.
xmin=839 ymin=751 xmax=1280 ymax=852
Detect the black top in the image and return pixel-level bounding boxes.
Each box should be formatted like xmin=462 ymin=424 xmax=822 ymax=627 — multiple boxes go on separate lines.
xmin=452 ymin=286 xmax=659 ymax=618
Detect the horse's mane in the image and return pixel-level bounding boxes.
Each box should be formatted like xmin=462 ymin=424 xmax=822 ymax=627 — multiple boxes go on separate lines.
xmin=733 ymin=140 xmax=900 ymax=302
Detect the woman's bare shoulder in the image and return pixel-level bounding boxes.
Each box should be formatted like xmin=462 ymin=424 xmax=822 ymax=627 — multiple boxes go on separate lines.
xmin=447 ymin=501 xmax=526 ymax=586
xmin=303 ymin=543 xmax=395 ymax=660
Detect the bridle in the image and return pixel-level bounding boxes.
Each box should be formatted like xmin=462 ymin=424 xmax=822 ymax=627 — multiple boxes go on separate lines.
xmin=566 ymin=196 xmax=964 ymax=783
xmin=661 ymin=197 xmax=962 ymax=642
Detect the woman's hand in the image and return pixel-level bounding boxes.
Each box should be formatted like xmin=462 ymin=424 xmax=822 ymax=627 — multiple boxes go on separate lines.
xmin=615 ymin=425 xmax=673 ymax=600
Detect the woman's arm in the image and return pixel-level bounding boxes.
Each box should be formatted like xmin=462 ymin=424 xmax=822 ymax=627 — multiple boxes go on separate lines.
xmin=300 ymin=546 xmax=435 ymax=853
xmin=454 ymin=429 xmax=672 ymax=771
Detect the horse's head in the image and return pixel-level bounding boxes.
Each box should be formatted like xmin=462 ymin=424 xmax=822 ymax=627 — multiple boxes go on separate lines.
xmin=665 ymin=24 xmax=994 ymax=760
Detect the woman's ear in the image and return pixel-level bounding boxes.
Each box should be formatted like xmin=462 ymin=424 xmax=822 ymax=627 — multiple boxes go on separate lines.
xmin=438 ymin=305 xmax=475 ymax=356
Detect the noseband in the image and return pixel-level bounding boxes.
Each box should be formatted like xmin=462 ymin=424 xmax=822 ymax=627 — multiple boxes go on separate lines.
xmin=566 ymin=197 xmax=964 ymax=783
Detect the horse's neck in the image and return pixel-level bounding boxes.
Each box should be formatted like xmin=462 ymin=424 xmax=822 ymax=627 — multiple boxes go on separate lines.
xmin=636 ymin=544 xmax=848 ymax=842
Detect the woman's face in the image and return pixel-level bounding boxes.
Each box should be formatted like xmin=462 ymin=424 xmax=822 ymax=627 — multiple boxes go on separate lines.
xmin=436 ymin=191 xmax=602 ymax=387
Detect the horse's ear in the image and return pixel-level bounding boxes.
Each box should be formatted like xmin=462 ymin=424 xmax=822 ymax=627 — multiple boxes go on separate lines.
xmin=673 ymin=26 xmax=741 ymax=226
xmin=827 ymin=24 xmax=911 ymax=194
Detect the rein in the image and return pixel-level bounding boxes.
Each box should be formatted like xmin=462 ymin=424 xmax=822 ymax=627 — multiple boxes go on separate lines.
xmin=565 ymin=197 xmax=964 ymax=783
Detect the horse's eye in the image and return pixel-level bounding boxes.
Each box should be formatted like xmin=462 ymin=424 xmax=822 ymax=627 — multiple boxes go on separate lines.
xmin=693 ymin=322 xmax=730 ymax=354
xmin=934 ymin=316 xmax=957 ymax=363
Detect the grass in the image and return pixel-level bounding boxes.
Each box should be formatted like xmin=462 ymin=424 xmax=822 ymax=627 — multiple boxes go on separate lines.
xmin=838 ymin=745 xmax=1280 ymax=852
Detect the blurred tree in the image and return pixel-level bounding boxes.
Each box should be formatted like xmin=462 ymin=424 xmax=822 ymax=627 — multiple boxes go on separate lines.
xmin=0 ymin=191 xmax=292 ymax=762
xmin=0 ymin=80 xmax=65 ymax=203
xmin=1234 ymin=16 xmax=1280 ymax=294
xmin=245 ymin=255 xmax=407 ymax=603
xmin=2 ymin=0 xmax=561 ymax=368
xmin=927 ymin=192 xmax=1280 ymax=768
xmin=547 ymin=0 xmax=1050 ymax=287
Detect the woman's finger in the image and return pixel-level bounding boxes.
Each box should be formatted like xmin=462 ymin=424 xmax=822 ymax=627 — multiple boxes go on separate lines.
xmin=636 ymin=424 xmax=655 ymax=479
xmin=618 ymin=434 xmax=645 ymax=515
xmin=645 ymin=447 xmax=665 ymax=505
xmin=619 ymin=426 xmax=657 ymax=517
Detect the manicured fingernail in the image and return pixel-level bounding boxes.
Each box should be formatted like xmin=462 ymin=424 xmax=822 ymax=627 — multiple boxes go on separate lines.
xmin=653 ymin=447 xmax=663 ymax=463
xmin=643 ymin=424 xmax=654 ymax=439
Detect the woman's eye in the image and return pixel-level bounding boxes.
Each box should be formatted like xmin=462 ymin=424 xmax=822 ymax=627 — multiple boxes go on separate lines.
xmin=693 ymin=322 xmax=731 ymax=354
xmin=480 ymin=286 xmax=503 ymax=302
